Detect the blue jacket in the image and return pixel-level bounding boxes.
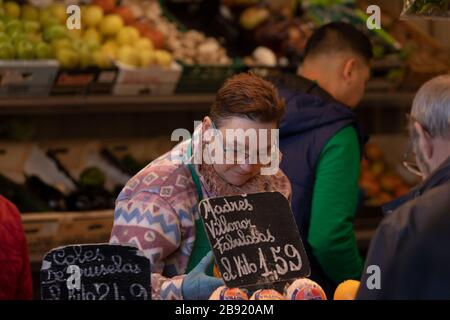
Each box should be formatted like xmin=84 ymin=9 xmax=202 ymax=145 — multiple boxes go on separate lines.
xmin=273 ymin=74 xmax=367 ymax=295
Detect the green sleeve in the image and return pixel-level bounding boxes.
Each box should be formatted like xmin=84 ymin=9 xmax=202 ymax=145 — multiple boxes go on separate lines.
xmin=308 ymin=125 xmax=364 ymax=284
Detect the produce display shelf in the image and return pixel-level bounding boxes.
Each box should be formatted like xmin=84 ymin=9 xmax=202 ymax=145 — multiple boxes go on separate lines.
xmin=0 ymin=91 xmax=415 ymax=115
xmin=0 ymin=95 xmax=215 ymax=115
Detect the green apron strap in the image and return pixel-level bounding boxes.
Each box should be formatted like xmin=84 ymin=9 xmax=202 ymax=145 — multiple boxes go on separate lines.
xmin=185 ymin=141 xmax=214 ymax=275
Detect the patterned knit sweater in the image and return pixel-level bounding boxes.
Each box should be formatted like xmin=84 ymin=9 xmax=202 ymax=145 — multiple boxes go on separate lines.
xmin=110 ymin=137 xmax=291 ymax=300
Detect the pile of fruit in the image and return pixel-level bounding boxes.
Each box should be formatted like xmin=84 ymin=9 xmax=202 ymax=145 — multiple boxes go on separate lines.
xmin=0 ymin=0 xmax=173 ymax=69
xmin=209 ymin=278 xmax=327 ymax=300
xmin=0 ymin=1 xmax=63 ymax=60
xmin=359 ymin=143 xmax=412 ymax=207
xmin=209 ymin=278 xmax=360 ymax=300
xmin=121 ymin=0 xmax=232 ymax=65
xmin=88 ymin=0 xmax=173 ymax=68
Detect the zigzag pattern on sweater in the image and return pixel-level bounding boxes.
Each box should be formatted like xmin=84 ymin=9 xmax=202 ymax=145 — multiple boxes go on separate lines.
xmin=114 ymin=206 xmax=181 ymax=245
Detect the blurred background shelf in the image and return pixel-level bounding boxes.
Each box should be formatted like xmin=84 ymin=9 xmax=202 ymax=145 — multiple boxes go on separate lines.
xmin=0 ymin=91 xmax=415 ymax=115
xmin=0 ymin=95 xmax=215 ymax=115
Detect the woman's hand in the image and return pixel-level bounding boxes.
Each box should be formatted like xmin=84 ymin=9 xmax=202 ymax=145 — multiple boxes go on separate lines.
xmin=182 ymin=251 xmax=224 ymax=300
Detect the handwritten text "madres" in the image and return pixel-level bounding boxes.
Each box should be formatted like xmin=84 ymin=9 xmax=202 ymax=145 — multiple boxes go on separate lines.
xmin=200 ymin=198 xmax=254 ymax=220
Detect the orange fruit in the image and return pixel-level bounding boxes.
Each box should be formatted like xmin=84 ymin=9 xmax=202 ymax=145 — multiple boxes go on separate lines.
xmin=209 ymin=286 xmax=249 ymax=300
xmin=333 ymin=280 xmax=360 ymax=300
xmin=366 ymin=143 xmax=383 ymax=161
xmin=213 ymin=264 xmax=221 ymax=278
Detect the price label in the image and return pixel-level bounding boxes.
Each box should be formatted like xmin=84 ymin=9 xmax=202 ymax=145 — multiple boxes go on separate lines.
xmin=199 ymin=192 xmax=310 ymax=288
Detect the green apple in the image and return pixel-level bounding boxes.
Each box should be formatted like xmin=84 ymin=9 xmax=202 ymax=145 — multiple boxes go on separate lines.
xmin=0 ymin=31 xmax=9 ymax=43
xmin=23 ymin=21 xmax=41 ymax=34
xmin=27 ymin=32 xmax=42 ymax=44
xmin=51 ymin=38 xmax=72 ymax=52
xmin=16 ymin=40 xmax=35 ymax=59
xmin=2 ymin=15 xmax=13 ymax=23
xmin=5 ymin=19 xmax=21 ymax=35
xmin=35 ymin=42 xmax=52 ymax=59
xmin=4 ymin=1 xmax=20 ymax=19
xmin=116 ymin=26 xmax=139 ymax=46
xmin=21 ymin=5 xmax=39 ymax=21
xmin=40 ymin=10 xmax=60 ymax=28
xmin=43 ymin=25 xmax=67 ymax=42
xmin=49 ymin=4 xmax=67 ymax=25
xmin=9 ymin=30 xmax=27 ymax=45
xmin=56 ymin=48 xmax=80 ymax=69
xmin=0 ymin=41 xmax=14 ymax=59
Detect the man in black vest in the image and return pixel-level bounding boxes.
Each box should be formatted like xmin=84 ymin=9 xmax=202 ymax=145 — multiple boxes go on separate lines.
xmin=274 ymin=22 xmax=373 ymax=296
xmin=357 ymin=75 xmax=450 ymax=299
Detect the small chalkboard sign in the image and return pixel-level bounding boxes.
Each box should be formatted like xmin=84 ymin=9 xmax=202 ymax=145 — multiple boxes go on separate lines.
xmin=199 ymin=191 xmax=310 ymax=288
xmin=41 ymin=244 xmax=151 ymax=300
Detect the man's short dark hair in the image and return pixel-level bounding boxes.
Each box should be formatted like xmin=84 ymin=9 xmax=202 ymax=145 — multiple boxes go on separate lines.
xmin=304 ymin=22 xmax=373 ymax=63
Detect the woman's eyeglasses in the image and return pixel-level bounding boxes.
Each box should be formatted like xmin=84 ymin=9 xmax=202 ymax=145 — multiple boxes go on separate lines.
xmin=209 ymin=120 xmax=279 ymax=166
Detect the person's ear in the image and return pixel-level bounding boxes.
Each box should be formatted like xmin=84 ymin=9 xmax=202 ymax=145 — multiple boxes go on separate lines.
xmin=201 ymin=116 xmax=213 ymax=144
xmin=342 ymin=58 xmax=356 ymax=83
xmin=414 ymin=122 xmax=433 ymax=160
xmin=202 ymin=116 xmax=212 ymax=131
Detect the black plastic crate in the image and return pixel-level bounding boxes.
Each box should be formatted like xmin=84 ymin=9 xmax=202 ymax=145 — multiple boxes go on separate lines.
xmin=175 ymin=62 xmax=246 ymax=94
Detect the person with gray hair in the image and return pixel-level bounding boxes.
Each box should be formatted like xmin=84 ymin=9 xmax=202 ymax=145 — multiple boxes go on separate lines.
xmin=356 ymin=75 xmax=450 ymax=299
xmin=407 ymin=75 xmax=450 ymax=178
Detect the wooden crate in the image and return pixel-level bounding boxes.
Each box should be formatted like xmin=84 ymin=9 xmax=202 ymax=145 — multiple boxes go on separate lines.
xmin=22 ymin=210 xmax=114 ymax=263
xmin=56 ymin=210 xmax=114 ymax=247
xmin=22 ymin=213 xmax=63 ymax=263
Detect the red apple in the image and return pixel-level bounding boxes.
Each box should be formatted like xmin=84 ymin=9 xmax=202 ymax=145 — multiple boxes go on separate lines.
xmin=131 ymin=21 xmax=152 ymax=36
xmin=143 ymin=29 xmax=165 ymax=49
xmin=114 ymin=6 xmax=135 ymax=25
xmin=92 ymin=0 xmax=116 ymax=14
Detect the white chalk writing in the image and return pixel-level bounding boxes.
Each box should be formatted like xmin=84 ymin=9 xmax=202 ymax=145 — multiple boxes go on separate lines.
xmin=213 ymin=229 xmax=275 ymax=254
xmin=42 ymin=255 xmax=142 ymax=285
xmin=53 ymin=246 xmax=105 ymax=266
xmin=66 ymin=282 xmax=148 ymax=300
xmin=201 ymin=197 xmax=254 ymax=220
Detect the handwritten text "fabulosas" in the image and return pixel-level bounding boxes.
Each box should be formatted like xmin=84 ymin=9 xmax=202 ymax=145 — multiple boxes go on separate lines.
xmin=213 ymin=228 xmax=275 ymax=254
xmin=201 ymin=198 xmax=254 ymax=220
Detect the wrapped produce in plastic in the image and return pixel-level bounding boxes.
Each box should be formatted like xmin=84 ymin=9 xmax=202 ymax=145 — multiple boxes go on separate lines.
xmin=401 ymin=0 xmax=450 ymax=19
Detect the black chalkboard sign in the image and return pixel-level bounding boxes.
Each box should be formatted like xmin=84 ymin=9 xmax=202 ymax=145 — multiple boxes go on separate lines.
xmin=199 ymin=192 xmax=310 ymax=288
xmin=41 ymin=244 xmax=151 ymax=300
